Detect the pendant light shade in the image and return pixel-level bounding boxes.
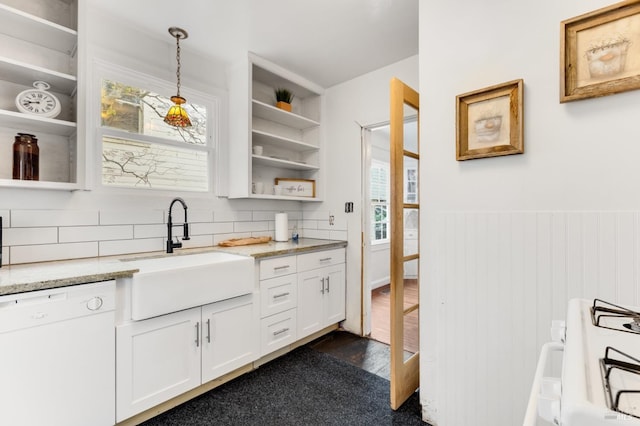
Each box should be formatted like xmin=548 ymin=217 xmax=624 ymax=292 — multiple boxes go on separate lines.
xmin=164 ymin=27 xmax=192 ymax=128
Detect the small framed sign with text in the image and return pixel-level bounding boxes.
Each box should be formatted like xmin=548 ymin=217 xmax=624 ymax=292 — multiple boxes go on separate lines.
xmin=275 ymin=178 xmax=316 ymax=198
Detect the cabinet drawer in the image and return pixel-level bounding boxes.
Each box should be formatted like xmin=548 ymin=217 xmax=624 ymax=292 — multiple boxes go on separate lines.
xmin=260 ymin=308 xmax=296 ymax=356
xmin=260 ymin=275 xmax=297 ymax=318
xmin=297 ymin=248 xmax=345 ymax=272
xmin=259 ymin=255 xmax=296 ymax=280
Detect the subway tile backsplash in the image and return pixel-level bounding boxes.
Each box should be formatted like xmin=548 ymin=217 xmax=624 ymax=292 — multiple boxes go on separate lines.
xmin=12 ymin=210 xmax=99 ymax=227
xmin=11 ymin=242 xmax=99 ymax=264
xmin=3 ymin=208 xmax=347 ymax=265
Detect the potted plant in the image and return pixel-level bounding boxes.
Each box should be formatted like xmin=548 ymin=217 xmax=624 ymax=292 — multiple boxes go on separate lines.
xmin=275 ymin=88 xmax=294 ymax=112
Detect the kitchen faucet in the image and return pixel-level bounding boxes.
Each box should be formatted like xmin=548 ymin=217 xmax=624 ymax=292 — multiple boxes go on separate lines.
xmin=166 ymin=197 xmax=190 ymax=253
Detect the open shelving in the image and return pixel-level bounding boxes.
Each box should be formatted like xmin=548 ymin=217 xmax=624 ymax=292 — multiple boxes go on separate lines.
xmin=228 ymin=53 xmax=324 ymax=201
xmin=0 ymin=0 xmax=80 ymax=190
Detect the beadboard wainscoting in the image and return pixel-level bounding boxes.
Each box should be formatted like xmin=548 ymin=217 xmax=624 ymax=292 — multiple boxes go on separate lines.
xmin=424 ymin=211 xmax=640 ymax=426
xmin=1 ymin=209 xmax=347 ymax=265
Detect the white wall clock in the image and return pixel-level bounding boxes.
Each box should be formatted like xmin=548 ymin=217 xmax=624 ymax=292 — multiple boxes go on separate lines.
xmin=15 ymin=81 xmax=61 ymax=119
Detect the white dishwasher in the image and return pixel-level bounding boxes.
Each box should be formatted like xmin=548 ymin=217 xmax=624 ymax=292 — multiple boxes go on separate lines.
xmin=0 ymin=280 xmax=116 ymax=426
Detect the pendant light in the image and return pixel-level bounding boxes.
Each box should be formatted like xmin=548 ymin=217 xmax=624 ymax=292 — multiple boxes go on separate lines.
xmin=164 ymin=27 xmax=192 ymax=127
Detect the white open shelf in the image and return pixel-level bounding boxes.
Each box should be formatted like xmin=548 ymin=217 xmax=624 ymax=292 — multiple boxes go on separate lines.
xmin=0 ymin=56 xmax=77 ymax=95
xmin=252 ymin=154 xmax=320 ymax=171
xmin=0 ymin=3 xmax=77 ymax=53
xmin=252 ymin=100 xmax=319 ymax=130
xmin=252 ymin=129 xmax=319 ymax=152
xmin=0 ymin=178 xmax=80 ymax=191
xmin=249 ymin=193 xmax=321 ymax=202
xmin=0 ymin=109 xmax=77 ymax=136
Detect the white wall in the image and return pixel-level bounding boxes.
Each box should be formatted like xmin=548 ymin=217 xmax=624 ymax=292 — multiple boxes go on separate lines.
xmin=419 ymin=1 xmax=640 ymax=425
xmin=305 ymin=55 xmax=419 ymax=334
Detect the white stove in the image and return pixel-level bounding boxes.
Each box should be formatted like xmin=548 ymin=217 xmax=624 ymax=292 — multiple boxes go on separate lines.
xmin=525 ymin=299 xmax=640 ymax=425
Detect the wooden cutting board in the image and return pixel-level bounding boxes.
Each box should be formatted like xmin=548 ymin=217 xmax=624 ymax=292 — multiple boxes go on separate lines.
xmin=218 ymin=236 xmax=272 ymax=247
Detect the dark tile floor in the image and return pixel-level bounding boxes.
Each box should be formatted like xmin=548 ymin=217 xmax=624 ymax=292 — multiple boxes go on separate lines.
xmin=309 ymin=330 xmax=394 ymax=380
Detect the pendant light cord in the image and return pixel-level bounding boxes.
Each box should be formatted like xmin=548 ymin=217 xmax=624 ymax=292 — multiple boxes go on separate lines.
xmin=175 ymin=35 xmax=182 ymax=98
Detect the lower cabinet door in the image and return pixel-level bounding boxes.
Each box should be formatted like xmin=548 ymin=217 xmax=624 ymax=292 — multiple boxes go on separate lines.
xmin=297 ymin=268 xmax=325 ymax=337
xmin=201 ymin=294 xmax=258 ymax=383
xmin=116 ymin=307 xmax=201 ymax=422
xmin=324 ymin=264 xmax=346 ymax=325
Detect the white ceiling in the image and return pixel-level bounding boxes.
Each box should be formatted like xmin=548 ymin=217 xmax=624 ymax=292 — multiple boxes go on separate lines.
xmin=87 ymin=0 xmax=419 ymax=88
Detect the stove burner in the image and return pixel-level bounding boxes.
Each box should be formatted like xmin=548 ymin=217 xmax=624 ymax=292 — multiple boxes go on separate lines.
xmin=600 ymin=346 xmax=640 ymax=419
xmin=592 ymin=299 xmax=640 ymax=334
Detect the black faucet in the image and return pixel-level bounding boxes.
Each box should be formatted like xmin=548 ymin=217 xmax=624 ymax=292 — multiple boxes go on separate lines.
xmin=166 ymin=198 xmax=190 ymax=253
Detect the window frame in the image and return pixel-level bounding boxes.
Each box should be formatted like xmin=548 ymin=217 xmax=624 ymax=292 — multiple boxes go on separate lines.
xmin=370 ymin=158 xmax=390 ymax=245
xmin=90 ymin=59 xmax=221 ymax=195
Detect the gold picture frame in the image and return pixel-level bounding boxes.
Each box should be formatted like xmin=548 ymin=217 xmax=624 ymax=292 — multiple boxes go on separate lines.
xmin=456 ymin=79 xmax=524 ymax=161
xmin=274 ymin=178 xmax=316 ymax=198
xmin=561 ymin=0 xmax=640 ymax=102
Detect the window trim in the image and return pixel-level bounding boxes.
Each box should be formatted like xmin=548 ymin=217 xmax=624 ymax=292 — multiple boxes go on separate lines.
xmin=90 ymin=59 xmax=222 ymax=195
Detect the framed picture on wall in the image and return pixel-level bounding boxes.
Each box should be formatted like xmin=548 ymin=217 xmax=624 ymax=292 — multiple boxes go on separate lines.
xmin=456 ymin=79 xmax=524 ymax=161
xmin=561 ymin=0 xmax=640 ymax=103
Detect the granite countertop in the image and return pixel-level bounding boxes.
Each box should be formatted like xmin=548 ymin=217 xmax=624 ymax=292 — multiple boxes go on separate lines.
xmin=211 ymin=238 xmax=347 ymax=258
xmin=0 ymin=238 xmax=347 ymax=296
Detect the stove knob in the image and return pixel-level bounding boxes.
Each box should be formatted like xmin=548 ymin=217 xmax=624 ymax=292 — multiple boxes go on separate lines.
xmin=539 ymin=378 xmax=561 ymax=424
xmin=551 ymin=320 xmax=566 ymax=343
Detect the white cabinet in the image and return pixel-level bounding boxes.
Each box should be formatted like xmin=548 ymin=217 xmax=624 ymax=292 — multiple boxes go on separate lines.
xmin=228 ymin=52 xmax=324 ymax=200
xmin=0 ymin=0 xmax=84 ymax=190
xmin=116 ymin=307 xmax=201 ymax=422
xmin=258 ymin=264 xmax=298 ymax=356
xmin=297 ymin=264 xmax=346 ymax=337
xmin=258 ymin=248 xmax=346 ymax=356
xmin=201 ymin=295 xmax=257 ymax=383
xmin=116 ymin=294 xmax=257 ymax=422
xmin=296 ymin=248 xmax=346 ymax=337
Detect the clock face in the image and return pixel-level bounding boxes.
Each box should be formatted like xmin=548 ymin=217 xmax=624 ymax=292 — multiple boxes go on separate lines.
xmin=16 ymin=89 xmax=61 ymax=118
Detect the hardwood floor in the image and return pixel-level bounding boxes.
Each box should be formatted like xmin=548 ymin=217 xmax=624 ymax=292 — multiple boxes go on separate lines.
xmin=310 ymin=330 xmax=394 ymax=380
xmin=370 ymin=279 xmax=419 ymax=354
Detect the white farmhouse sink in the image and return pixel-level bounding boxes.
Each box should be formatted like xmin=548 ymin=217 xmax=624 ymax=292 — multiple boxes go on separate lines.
xmin=122 ymin=251 xmax=254 ymax=320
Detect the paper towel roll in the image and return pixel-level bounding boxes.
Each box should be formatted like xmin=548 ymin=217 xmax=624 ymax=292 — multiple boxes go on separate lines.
xmin=275 ymin=212 xmax=288 ymax=242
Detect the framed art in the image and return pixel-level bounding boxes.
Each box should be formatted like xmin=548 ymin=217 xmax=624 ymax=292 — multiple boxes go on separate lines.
xmin=456 ymin=79 xmax=524 ymax=161
xmin=561 ymin=0 xmax=640 ymax=103
xmin=274 ymin=178 xmax=316 ymax=197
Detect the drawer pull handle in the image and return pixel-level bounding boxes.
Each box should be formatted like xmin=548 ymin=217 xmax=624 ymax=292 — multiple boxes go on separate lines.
xmin=273 ymin=292 xmax=290 ymax=299
xmin=321 ymin=277 xmax=325 ymax=294
xmin=206 ymin=318 xmax=211 ymax=343
xmin=319 ymin=257 xmax=332 ymax=262
xmin=326 ymin=276 xmax=330 ymax=293
xmin=273 ymin=327 xmax=289 ymax=336
xmin=273 ymin=265 xmax=290 ymax=271
xmin=195 ymin=322 xmax=200 ymax=347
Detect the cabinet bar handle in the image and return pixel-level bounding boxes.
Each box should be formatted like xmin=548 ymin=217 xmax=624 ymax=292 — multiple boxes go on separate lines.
xmin=326 ymin=276 xmax=330 ymax=293
xmin=195 ymin=322 xmax=200 ymax=347
xmin=273 ymin=265 xmax=290 ymax=271
xmin=206 ymin=318 xmax=211 ymax=343
xmin=321 ymin=277 xmax=325 ymax=294
xmin=319 ymin=257 xmax=332 ymax=262
xmin=273 ymin=292 xmax=290 ymax=299
xmin=273 ymin=327 xmax=289 ymax=336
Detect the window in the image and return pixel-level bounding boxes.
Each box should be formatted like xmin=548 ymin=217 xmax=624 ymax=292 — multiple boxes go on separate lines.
xmin=371 ymin=159 xmax=390 ymax=244
xmin=97 ymin=65 xmax=216 ymax=192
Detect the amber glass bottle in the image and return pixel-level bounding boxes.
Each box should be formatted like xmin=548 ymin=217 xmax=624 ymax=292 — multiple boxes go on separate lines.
xmin=12 ymin=133 xmax=39 ymax=181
